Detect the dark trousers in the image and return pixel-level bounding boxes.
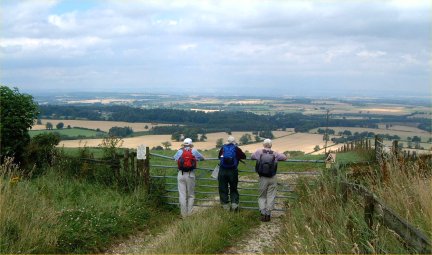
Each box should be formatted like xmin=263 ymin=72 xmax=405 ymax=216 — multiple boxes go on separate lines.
xmin=218 ymin=167 xmax=239 ymax=205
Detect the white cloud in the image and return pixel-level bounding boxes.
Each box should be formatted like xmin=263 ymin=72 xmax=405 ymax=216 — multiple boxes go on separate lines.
xmin=0 ymin=0 xmax=430 ymax=96
xmin=48 ymin=13 xmax=77 ymax=30
xmin=356 ymin=50 xmax=387 ymax=59
xmin=178 ymin=43 xmax=197 ymax=51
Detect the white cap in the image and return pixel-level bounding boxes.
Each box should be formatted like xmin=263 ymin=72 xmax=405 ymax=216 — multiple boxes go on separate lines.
xmin=183 ymin=138 xmax=193 ymax=146
xmin=227 ymin=136 xmax=236 ymax=144
xmin=263 ymin=139 xmax=272 ymax=148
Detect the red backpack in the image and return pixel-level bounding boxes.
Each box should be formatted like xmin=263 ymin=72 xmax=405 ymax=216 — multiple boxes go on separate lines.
xmin=178 ymin=148 xmax=197 ymax=172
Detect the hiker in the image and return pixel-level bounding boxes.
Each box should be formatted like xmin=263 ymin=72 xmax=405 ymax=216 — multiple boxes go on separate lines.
xmin=217 ymin=136 xmax=246 ymax=211
xmin=174 ymin=138 xmax=205 ymax=218
xmin=251 ymin=139 xmax=287 ymax=222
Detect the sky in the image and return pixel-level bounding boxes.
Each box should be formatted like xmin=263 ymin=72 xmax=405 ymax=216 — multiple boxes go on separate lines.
xmin=1 ymin=0 xmax=431 ymax=97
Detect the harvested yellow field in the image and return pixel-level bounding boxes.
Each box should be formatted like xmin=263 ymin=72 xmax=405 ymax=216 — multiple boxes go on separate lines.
xmin=360 ymin=107 xmax=406 ymax=114
xmin=59 ymin=130 xmax=293 ymax=150
xmin=240 ymin=133 xmax=334 ymax=153
xmin=32 ymin=119 xmax=174 ymax=132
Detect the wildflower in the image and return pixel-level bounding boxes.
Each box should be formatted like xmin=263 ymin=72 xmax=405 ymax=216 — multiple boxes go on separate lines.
xmin=10 ymin=176 xmax=21 ymax=185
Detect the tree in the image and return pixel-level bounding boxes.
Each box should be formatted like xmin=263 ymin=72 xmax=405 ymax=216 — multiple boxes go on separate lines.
xmin=259 ymin=130 xmax=274 ymax=139
xmin=36 ymin=119 xmax=42 ymax=125
xmin=0 ymin=86 xmax=39 ymax=163
xmin=108 ymin=126 xmax=133 ymax=137
xmin=183 ymin=128 xmax=198 ymax=142
xmin=46 ymin=122 xmax=53 ymax=130
xmin=98 ymin=135 xmax=124 ymax=159
xmin=323 ymin=133 xmax=330 ymax=142
xmin=255 ymin=135 xmax=261 ymax=142
xmin=216 ymin=138 xmax=224 ymax=148
xmin=144 ymin=125 xmax=149 ymax=129
xmin=343 ymin=130 xmax=352 ymax=136
xmin=67 ymin=125 xmax=72 ymax=129
xmin=200 ymin=133 xmax=207 ymax=142
xmin=240 ymin=133 xmax=252 ymax=145
xmin=161 ymin=141 xmax=172 ymax=150
xmin=56 ymin=122 xmax=64 ymax=129
xmin=412 ymin=136 xmax=421 ymax=147
xmin=24 ymin=133 xmax=60 ymax=174
xmin=314 ymin=145 xmax=320 ymax=151
xmin=171 ymin=132 xmax=181 ymax=142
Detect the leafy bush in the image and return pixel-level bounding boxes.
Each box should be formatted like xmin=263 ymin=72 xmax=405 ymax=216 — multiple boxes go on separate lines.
xmin=0 ymin=86 xmax=39 ymax=163
xmin=23 ymin=133 xmax=60 ymax=176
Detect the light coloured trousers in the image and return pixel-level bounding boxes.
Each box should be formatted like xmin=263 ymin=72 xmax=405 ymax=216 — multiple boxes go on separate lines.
xmin=177 ymin=171 xmax=196 ymax=217
xmin=258 ymin=175 xmax=277 ymax=215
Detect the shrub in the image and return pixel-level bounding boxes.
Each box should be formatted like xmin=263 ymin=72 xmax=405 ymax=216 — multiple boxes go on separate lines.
xmin=23 ymin=133 xmax=60 ymax=176
xmin=0 ymin=86 xmax=39 ymax=163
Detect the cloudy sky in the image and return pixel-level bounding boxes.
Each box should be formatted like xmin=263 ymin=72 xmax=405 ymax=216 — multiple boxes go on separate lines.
xmin=1 ymin=0 xmax=431 ymax=97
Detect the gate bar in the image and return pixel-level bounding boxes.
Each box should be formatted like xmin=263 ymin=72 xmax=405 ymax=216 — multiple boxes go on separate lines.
xmin=150 ymin=152 xmax=325 ymax=163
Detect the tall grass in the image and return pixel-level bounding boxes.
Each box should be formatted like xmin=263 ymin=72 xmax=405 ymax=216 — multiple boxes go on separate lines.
xmin=274 ymin=157 xmax=431 ymax=254
xmin=0 ymin=157 xmax=167 ymax=253
xmin=368 ymin=157 xmax=432 ymax=237
xmin=0 ymin=158 xmax=59 ymax=253
xmin=149 ymin=208 xmax=257 ymax=254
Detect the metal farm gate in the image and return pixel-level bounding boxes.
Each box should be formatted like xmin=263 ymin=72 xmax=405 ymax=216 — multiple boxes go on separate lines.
xmin=148 ymin=152 xmax=325 ymax=211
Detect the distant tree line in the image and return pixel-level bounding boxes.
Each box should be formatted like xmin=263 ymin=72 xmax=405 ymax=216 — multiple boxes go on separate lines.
xmin=38 ymin=105 xmax=429 ymax=133
xmin=108 ymin=126 xmax=133 ymax=137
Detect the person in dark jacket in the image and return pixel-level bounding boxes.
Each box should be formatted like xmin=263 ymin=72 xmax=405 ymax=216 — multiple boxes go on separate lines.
xmin=217 ymin=136 xmax=246 ymax=211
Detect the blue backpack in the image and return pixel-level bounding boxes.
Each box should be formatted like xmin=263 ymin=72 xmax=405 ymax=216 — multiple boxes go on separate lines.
xmin=220 ymin=144 xmax=238 ymax=169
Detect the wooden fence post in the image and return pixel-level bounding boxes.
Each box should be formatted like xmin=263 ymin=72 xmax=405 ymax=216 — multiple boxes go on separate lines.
xmin=130 ymin=151 xmax=135 ymax=178
xmin=143 ymin=146 xmax=150 ymax=190
xmin=123 ymin=149 xmax=129 ymax=173
xmin=392 ymin=140 xmax=399 ymax=157
xmin=375 ymin=135 xmax=383 ymax=162
xmin=364 ymin=194 xmax=375 ymax=229
xmin=111 ymin=157 xmax=121 ymax=184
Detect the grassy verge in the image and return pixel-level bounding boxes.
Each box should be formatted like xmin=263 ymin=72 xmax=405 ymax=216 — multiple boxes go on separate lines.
xmin=148 ymin=208 xmax=257 ymax=254
xmin=0 ymin=159 xmax=174 ymax=253
xmin=274 ymin=158 xmax=431 ymax=253
xmin=365 ymin=158 xmax=432 ymax=237
xmin=29 ymin=127 xmax=106 ymax=138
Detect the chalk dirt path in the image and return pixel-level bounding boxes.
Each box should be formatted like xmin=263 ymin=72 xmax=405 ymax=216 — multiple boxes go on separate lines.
xmin=223 ymin=212 xmax=284 ymax=254
xmin=106 ymin=173 xmax=315 ymax=254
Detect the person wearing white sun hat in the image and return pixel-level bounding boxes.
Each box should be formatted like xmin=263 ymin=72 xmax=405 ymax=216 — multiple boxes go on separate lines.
xmin=251 ymin=138 xmax=287 ymax=222
xmin=173 ymin=138 xmax=205 ymax=218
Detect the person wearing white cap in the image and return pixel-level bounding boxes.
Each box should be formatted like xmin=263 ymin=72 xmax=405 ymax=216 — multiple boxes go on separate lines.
xmin=173 ymin=138 xmax=205 ymax=218
xmin=251 ymin=138 xmax=287 ymax=222
xmin=217 ymin=136 xmax=246 ymax=211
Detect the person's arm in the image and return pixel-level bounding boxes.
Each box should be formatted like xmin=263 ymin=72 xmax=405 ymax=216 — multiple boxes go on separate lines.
xmin=275 ymin=151 xmax=287 ymax=161
xmin=236 ymin=147 xmax=246 ymax=160
xmin=173 ymin=149 xmax=183 ymax=161
xmin=218 ymin=148 xmax=223 ymax=158
xmin=192 ymin=149 xmax=205 ymax=161
xmin=250 ymin=149 xmax=260 ymax=160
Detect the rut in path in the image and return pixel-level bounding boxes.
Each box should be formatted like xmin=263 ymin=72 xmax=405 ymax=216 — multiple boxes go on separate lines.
xmin=224 ymin=173 xmax=317 ymax=254
xmin=223 ymin=212 xmax=285 ymax=254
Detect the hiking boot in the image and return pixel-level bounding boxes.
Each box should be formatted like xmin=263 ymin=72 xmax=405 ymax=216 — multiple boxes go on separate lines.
xmin=260 ymin=214 xmax=266 ymax=222
xmin=265 ymin=215 xmax=271 ymax=222
xmin=231 ymin=203 xmax=239 ymax=212
xmin=222 ymin=204 xmax=230 ymax=211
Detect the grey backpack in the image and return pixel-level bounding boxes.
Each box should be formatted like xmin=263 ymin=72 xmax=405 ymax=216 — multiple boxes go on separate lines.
xmin=255 ymin=150 xmax=277 ymax=177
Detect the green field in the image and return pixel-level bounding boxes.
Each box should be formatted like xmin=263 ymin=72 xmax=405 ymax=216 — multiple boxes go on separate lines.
xmin=29 ymin=128 xmax=105 ymax=138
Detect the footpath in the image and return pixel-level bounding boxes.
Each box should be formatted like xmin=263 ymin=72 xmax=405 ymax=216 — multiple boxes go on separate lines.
xmin=106 ymin=173 xmax=316 ymax=254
